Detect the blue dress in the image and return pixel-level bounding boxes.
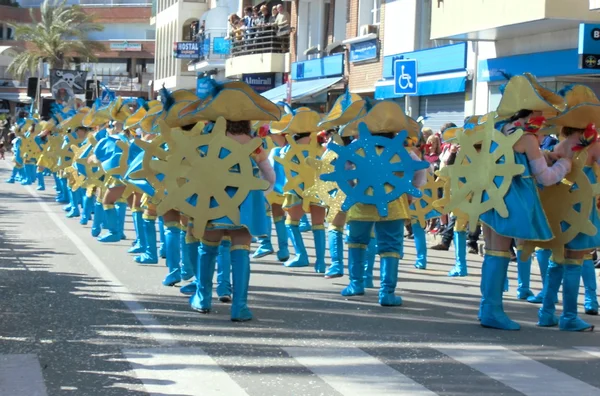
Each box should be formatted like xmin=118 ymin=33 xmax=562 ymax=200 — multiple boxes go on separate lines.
xmin=57 ymin=132 xmax=81 ymax=169
xmin=566 ymin=166 xmax=600 ymax=251
xmin=124 ymin=139 xmax=165 ymax=197
xmin=270 ymin=146 xmax=286 ymax=196
xmin=94 ymin=134 xmax=132 ymax=180
xmin=73 ymin=129 xmax=108 ymax=178
xmin=480 ymin=152 xmax=553 ymax=241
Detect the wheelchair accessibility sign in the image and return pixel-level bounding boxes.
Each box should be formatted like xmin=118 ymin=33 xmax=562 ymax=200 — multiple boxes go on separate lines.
xmin=393 ymin=59 xmax=418 ymax=95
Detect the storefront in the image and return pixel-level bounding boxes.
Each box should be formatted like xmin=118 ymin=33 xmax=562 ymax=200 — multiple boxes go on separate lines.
xmin=374 ymin=43 xmax=468 ymax=132
xmin=478 ymin=48 xmax=600 ymax=112
xmin=260 ymin=53 xmax=345 ymax=111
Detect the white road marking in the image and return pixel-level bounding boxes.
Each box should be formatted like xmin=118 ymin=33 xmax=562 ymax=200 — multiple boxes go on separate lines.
xmin=576 ymin=347 xmax=600 ymax=359
xmin=21 ymin=182 xmax=176 ymax=346
xmin=436 ymin=345 xmax=600 ymax=396
xmin=0 ymin=354 xmax=48 ymax=396
xmin=283 ymin=347 xmax=437 ymax=396
xmin=122 ymin=348 xmax=249 ymax=396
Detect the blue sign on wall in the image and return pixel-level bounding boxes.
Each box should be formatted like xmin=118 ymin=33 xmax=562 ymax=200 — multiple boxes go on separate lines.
xmin=243 ymin=73 xmax=275 ymax=93
xmin=578 ymin=23 xmax=600 ymax=69
xmin=349 ymin=39 xmax=378 ymax=63
xmin=382 ymin=42 xmax=467 ymax=79
xmin=213 ymin=37 xmax=231 ymax=55
xmin=291 ymin=53 xmax=344 ymax=81
xmin=174 ymin=42 xmax=200 ymax=59
xmin=393 ymin=59 xmax=418 ymax=96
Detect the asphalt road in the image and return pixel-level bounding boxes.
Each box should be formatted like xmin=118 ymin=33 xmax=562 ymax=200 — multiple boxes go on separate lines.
xmin=1 ymin=161 xmax=600 ymax=396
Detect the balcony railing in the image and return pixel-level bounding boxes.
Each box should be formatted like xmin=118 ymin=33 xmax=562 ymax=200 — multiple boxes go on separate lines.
xmin=17 ymin=0 xmax=151 ymax=7
xmin=229 ymin=25 xmax=290 ymax=58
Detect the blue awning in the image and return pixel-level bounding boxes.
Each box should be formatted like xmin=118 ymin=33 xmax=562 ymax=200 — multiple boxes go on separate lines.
xmin=261 ymin=76 xmax=342 ymax=103
xmin=374 ymin=73 xmax=467 ymax=100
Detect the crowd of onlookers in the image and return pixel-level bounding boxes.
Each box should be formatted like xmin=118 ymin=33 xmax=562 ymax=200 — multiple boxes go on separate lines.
xmin=227 ymin=4 xmax=290 ymax=45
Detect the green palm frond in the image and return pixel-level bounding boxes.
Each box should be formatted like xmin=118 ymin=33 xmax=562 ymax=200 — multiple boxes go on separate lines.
xmin=7 ymin=0 xmax=105 ymax=78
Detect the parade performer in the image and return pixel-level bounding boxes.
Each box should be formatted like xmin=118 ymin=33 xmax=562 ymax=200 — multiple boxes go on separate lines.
xmin=321 ymin=99 xmax=427 ymax=305
xmin=533 ymin=84 xmax=600 ymax=331
xmin=252 ymin=123 xmax=290 ymax=262
xmin=271 ymin=106 xmax=327 ymax=272
xmin=6 ymin=120 xmax=27 ymax=184
xmin=439 ymin=74 xmax=570 ymax=330
xmin=140 ymin=81 xmax=280 ymax=321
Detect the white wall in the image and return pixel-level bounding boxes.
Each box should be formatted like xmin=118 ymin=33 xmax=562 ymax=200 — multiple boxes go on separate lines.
xmin=297 ymin=0 xmax=325 ymax=60
xmin=333 ymin=0 xmax=347 ymax=42
xmin=88 ymin=23 xmax=155 ymax=41
xmin=383 ymin=0 xmax=416 ymax=56
xmin=495 ymin=28 xmax=578 ymax=58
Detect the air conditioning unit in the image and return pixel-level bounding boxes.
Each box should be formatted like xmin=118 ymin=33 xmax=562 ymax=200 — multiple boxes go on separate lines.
xmin=359 ymin=24 xmax=378 ymax=36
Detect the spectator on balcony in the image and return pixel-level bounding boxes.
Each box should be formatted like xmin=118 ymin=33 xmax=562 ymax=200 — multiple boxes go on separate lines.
xmin=243 ymin=6 xmax=254 ymax=28
xmin=269 ymin=5 xmax=278 ymax=24
xmin=256 ymin=5 xmax=270 ymax=25
xmin=226 ymin=13 xmax=241 ymax=39
xmin=275 ymin=4 xmax=290 ymax=28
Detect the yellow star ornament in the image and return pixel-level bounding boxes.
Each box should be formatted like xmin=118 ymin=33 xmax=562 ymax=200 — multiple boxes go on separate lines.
xmin=148 ymin=117 xmax=269 ymax=239
xmin=520 ymin=149 xmax=597 ymax=262
xmin=409 ymin=172 xmax=445 ymax=228
xmin=274 ymin=133 xmax=323 ymax=212
xmin=304 ymin=150 xmax=346 ymax=223
xmin=437 ymin=112 xmax=525 ymax=227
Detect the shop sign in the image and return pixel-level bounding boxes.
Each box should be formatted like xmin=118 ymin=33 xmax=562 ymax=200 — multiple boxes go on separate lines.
xmin=174 ymin=42 xmax=200 ymax=59
xmin=349 ymin=39 xmax=378 ymax=63
xmin=578 ymin=23 xmax=600 ymax=69
xmin=243 ymin=73 xmax=275 ymax=93
xmin=110 ymin=41 xmax=142 ymax=52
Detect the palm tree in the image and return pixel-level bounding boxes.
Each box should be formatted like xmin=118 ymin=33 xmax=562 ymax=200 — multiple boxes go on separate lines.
xmin=7 ymin=0 xmax=104 ymax=80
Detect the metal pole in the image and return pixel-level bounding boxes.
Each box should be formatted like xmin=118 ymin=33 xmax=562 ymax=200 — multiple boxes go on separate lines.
xmin=471 ymin=41 xmax=479 ymax=115
xmin=36 ymin=59 xmax=43 ymax=116
xmin=404 ymin=95 xmax=410 ymax=117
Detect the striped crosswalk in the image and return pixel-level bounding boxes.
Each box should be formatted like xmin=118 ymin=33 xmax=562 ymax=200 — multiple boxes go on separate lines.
xmin=3 ymin=345 xmax=600 ymax=395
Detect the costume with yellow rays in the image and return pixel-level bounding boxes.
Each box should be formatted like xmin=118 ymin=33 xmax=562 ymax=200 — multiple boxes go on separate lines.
xmin=531 ymin=84 xmax=600 ymax=332
xmin=133 ymin=81 xmax=280 ymax=321
xmin=5 ymin=119 xmax=27 ymax=184
xmin=320 ymin=98 xmax=427 ymax=306
xmin=270 ymin=105 xmax=327 ymax=272
xmin=440 ymin=74 xmax=570 ymax=331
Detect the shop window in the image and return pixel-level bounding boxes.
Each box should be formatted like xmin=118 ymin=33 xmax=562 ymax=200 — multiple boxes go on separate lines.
xmin=357 ymin=0 xmax=378 ymax=31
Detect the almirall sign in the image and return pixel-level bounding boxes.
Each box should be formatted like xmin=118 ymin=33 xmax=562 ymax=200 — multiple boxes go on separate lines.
xmin=243 ymin=73 xmax=275 ymax=93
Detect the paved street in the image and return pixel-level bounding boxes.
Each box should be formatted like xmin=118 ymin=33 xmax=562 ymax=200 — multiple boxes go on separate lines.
xmin=1 ymin=161 xmax=600 ymax=396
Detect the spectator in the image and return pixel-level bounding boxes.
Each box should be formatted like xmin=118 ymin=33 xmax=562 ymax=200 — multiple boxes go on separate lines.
xmin=258 ymin=4 xmax=270 ymax=25
xmin=243 ymin=6 xmax=254 ymax=28
xmin=226 ymin=13 xmax=241 ymax=39
xmin=269 ymin=5 xmax=278 ymax=23
xmin=275 ymin=4 xmax=290 ymax=28
xmin=424 ymin=133 xmax=441 ymax=167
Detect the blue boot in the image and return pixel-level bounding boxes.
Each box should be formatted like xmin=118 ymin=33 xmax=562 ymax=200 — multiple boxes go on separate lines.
xmin=190 ymin=241 xmax=219 ymax=313
xmin=80 ymin=193 xmax=94 ymax=225
xmin=115 ymin=201 xmax=127 ymax=240
xmin=56 ymin=178 xmax=69 ymax=203
xmin=528 ymin=249 xmax=551 ymax=304
xmin=252 ymin=216 xmax=274 ymax=259
xmin=538 ymin=259 xmax=564 ymax=327
xmin=27 ymin=164 xmax=36 ymax=185
xmin=284 ymin=221 xmax=309 ymax=267
xmin=325 ymin=228 xmax=344 ymax=278
xmin=299 ymin=214 xmax=311 ymax=232
xmin=21 ymin=164 xmax=33 ymax=185
xmin=560 ymin=263 xmax=594 ymax=331
xmin=179 ymin=230 xmax=195 ymax=281
xmin=135 ymin=216 xmax=159 ymax=264
xmin=364 ymin=237 xmax=377 ymax=288
xmin=448 ymin=231 xmax=468 ymax=277
xmin=274 ymin=216 xmax=289 ymax=262
xmin=413 ymin=223 xmax=427 ymax=270
xmin=97 ymin=205 xmax=120 ymax=242
xmin=66 ymin=190 xmax=81 ymax=218
xmin=230 ymin=246 xmax=253 ymax=322
xmin=480 ymin=252 xmax=520 ymax=330
xmin=36 ymin=172 xmax=45 ymax=191
xmin=180 ymin=235 xmax=199 ymax=295
xmin=342 ymin=247 xmax=366 ymax=296
xmin=127 ymin=210 xmax=145 ymax=253
xmin=158 ymin=216 xmax=167 ymax=259
xmin=313 ymin=226 xmax=326 ymax=273
xmin=162 ymin=224 xmax=182 ymax=286
xmin=6 ymin=167 xmax=18 ymax=183
xmin=516 ymin=247 xmax=534 ymax=300
xmin=64 ymin=189 xmax=74 ymax=213
xmin=217 ymin=239 xmax=232 ymax=302
xmin=379 ymin=255 xmax=402 ymax=306
xmin=53 ymin=173 xmax=60 ymax=191
xmin=91 ymin=201 xmax=104 ymax=237
xmin=582 ymin=257 xmax=599 ymax=315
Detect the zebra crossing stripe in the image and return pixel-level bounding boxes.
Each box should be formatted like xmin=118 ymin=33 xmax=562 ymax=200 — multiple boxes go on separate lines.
xmin=435 ymin=345 xmax=600 ymax=396
xmin=0 ymin=354 xmax=48 ymax=396
xmin=123 ymin=347 xmax=250 ymax=396
xmin=576 ymin=347 xmax=600 ymax=359
xmin=284 ymin=347 xmax=437 ymax=396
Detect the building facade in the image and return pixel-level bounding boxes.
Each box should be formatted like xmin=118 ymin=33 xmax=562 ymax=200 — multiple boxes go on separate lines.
xmin=430 ymin=0 xmax=600 ymax=116
xmin=0 ymin=0 xmax=155 ymax=115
